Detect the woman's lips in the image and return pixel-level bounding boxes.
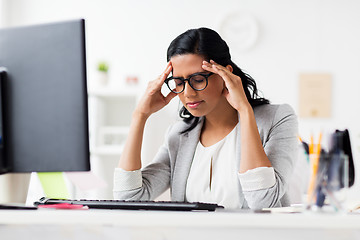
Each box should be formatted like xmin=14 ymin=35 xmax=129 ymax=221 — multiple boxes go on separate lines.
xmin=186 ymin=101 xmax=203 ymax=109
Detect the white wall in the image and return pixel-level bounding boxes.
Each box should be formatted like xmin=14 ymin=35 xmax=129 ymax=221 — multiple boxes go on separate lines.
xmin=0 ymin=0 xmax=6 ymax=27
xmin=2 ymin=0 xmax=360 ymax=202
xmin=0 ymin=1 xmax=3 ymax=27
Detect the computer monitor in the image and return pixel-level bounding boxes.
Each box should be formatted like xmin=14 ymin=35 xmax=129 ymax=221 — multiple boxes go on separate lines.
xmin=0 ymin=19 xmax=90 ymax=174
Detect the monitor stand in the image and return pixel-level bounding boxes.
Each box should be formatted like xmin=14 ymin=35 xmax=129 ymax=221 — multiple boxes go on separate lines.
xmin=0 ymin=173 xmax=31 ymax=203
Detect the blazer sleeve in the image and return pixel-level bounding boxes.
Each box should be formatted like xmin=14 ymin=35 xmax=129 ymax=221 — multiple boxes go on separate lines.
xmin=241 ymin=104 xmax=299 ymax=209
xmin=113 ymin=127 xmax=173 ymax=201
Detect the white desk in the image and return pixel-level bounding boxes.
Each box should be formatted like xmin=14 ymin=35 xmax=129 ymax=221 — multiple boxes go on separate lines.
xmin=1 ymin=209 xmax=360 ymax=240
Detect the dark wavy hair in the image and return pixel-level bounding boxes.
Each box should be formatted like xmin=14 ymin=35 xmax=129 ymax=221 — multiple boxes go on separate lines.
xmin=167 ymin=27 xmax=269 ymax=133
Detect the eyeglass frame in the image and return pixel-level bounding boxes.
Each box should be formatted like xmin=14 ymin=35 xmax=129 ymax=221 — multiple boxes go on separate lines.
xmin=164 ymin=72 xmax=214 ymax=94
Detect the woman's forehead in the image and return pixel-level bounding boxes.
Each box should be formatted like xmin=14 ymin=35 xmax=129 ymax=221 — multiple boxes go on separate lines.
xmin=170 ymin=54 xmax=205 ymax=77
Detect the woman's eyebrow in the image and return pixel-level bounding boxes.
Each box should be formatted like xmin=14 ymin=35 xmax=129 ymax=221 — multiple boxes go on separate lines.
xmin=189 ymin=71 xmax=208 ymax=76
xmin=172 ymin=71 xmax=209 ymax=78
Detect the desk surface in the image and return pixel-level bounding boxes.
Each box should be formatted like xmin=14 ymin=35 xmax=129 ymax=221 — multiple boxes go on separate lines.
xmin=0 ymin=209 xmax=359 ymax=228
xmin=1 ymin=209 xmax=360 ymax=240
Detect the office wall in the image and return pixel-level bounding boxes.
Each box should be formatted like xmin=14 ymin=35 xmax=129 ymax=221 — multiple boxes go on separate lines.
xmin=0 ymin=1 xmax=3 ymax=27
xmin=2 ymin=0 xmax=360 ymax=201
xmin=0 ymin=0 xmax=6 ymax=27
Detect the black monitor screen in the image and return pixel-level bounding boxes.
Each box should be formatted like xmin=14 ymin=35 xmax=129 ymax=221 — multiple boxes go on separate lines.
xmin=0 ymin=19 xmax=90 ymax=173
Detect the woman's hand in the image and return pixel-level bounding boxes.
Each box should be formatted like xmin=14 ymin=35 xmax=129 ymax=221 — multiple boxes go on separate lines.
xmin=134 ymin=62 xmax=177 ymax=119
xmin=202 ymin=60 xmax=251 ymax=113
xmin=203 ymin=60 xmax=271 ymax=174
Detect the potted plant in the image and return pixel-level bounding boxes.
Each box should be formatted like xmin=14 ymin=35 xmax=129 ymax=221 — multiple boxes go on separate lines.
xmin=97 ymin=61 xmax=109 ymax=86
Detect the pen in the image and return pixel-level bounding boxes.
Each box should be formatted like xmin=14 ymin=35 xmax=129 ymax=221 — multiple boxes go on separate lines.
xmin=298 ymin=136 xmax=309 ymax=155
xmin=309 ymin=134 xmax=314 ymax=155
xmin=316 ymin=132 xmax=322 ymax=155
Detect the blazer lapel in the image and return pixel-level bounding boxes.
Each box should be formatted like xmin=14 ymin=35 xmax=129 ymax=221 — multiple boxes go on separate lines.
xmin=171 ymin=118 xmax=204 ymax=201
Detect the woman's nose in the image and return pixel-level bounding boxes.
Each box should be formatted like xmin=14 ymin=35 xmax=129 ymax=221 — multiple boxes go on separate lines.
xmin=183 ymin=81 xmax=197 ymax=97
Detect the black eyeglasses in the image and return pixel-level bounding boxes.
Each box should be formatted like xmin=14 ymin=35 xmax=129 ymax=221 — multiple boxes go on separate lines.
xmin=164 ymin=72 xmax=214 ymax=94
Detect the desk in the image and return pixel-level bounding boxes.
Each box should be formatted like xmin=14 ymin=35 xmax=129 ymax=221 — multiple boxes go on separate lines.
xmin=1 ymin=209 xmax=360 ymax=240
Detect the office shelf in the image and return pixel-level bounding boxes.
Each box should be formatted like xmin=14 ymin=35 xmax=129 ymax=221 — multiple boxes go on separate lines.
xmin=88 ymin=87 xmax=138 ymax=98
xmin=86 ymin=83 xmax=140 ymax=198
xmin=88 ymin=85 xmax=139 ymax=157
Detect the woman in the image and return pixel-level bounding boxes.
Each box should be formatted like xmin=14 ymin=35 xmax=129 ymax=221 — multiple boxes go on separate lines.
xmin=113 ymin=28 xmax=298 ymax=209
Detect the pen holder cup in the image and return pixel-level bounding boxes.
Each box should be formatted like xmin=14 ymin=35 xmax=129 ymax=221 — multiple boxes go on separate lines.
xmin=306 ymin=152 xmax=349 ymax=212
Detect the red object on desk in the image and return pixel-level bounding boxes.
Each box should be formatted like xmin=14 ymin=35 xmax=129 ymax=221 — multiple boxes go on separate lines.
xmin=37 ymin=203 xmax=88 ymax=210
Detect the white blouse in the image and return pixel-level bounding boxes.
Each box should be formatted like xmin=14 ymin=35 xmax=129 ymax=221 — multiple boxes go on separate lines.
xmin=185 ymin=123 xmax=275 ymax=209
xmin=114 ymin=123 xmax=276 ymax=209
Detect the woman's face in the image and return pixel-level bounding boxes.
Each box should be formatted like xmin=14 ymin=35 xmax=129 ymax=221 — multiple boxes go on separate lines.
xmin=170 ymin=54 xmax=226 ymax=118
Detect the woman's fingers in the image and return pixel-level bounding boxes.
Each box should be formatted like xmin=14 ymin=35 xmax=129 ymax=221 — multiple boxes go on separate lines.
xmin=135 ymin=62 xmax=177 ymax=118
xmin=202 ymin=60 xmax=234 ymax=86
xmin=203 ymin=60 xmax=249 ymax=111
xmin=202 ymin=60 xmax=229 ymax=76
xmin=164 ymin=91 xmax=177 ymax=104
xmin=148 ymin=62 xmax=172 ymax=94
xmin=204 ymin=60 xmax=242 ymax=87
xmin=202 ymin=61 xmax=220 ymax=76
xmin=164 ymin=61 xmax=172 ymax=76
xmin=158 ymin=62 xmax=172 ymax=83
xmin=210 ymin=60 xmax=230 ymax=73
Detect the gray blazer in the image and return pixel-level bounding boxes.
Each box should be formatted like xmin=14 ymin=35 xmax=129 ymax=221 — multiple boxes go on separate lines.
xmin=114 ymin=104 xmax=298 ymax=209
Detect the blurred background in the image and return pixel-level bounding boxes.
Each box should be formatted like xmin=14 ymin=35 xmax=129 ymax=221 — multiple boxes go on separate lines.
xmin=0 ymin=0 xmax=359 ymax=206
